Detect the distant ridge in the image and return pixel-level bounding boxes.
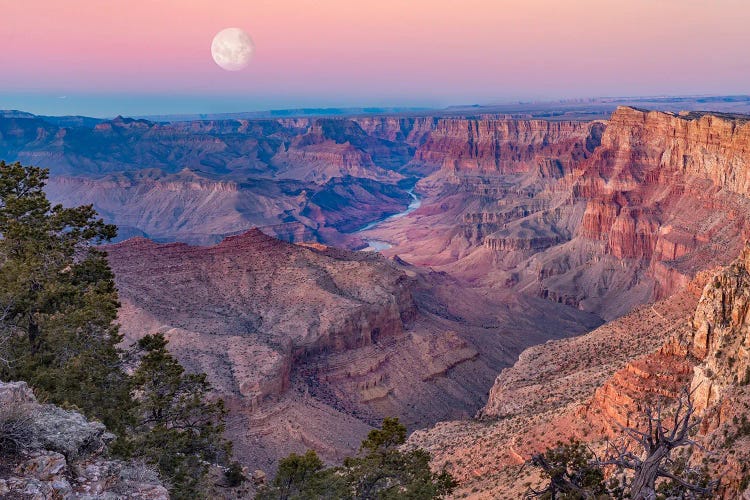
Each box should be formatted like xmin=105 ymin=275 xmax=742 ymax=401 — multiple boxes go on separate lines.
xmin=134 ymin=106 xmax=434 ymax=122
xmin=4 ymin=95 xmax=750 ymax=124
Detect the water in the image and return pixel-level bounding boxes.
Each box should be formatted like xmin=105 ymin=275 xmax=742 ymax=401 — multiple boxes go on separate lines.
xmin=356 ymin=189 xmax=421 ymax=252
xmin=365 ymin=240 xmax=393 ymax=251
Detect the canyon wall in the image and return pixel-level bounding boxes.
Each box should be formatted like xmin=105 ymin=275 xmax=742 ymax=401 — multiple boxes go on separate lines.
xmin=108 ymin=229 xmax=417 ymax=406
xmin=411 ymin=244 xmax=750 ymax=498
xmin=367 ymin=107 xmax=750 ymax=320
xmin=412 ymin=118 xmax=604 ymax=175
xmin=0 ymin=113 xmax=430 ymax=246
xmin=106 ymin=228 xmax=601 ymax=476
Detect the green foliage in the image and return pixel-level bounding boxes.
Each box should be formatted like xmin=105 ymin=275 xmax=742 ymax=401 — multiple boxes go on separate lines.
xmin=655 ymin=455 xmax=713 ymax=499
xmin=530 ymin=440 xmax=618 ymax=499
xmin=256 ymin=450 xmax=344 ymax=500
xmin=259 ymin=417 xmax=456 ymax=499
xmin=225 ymin=461 xmax=247 ymax=487
xmin=531 ymin=439 xmax=714 ymax=500
xmin=0 ymin=162 xmax=235 ymax=498
xmin=343 ymin=417 xmax=456 ymax=499
xmin=359 ymin=416 xmax=407 ymax=454
xmin=0 ymin=161 xmax=129 ymax=433
xmin=121 ymin=333 xmax=232 ymax=499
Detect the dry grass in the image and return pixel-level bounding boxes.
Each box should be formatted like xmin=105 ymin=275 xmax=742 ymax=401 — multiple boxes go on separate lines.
xmin=0 ymin=404 xmax=36 ymax=455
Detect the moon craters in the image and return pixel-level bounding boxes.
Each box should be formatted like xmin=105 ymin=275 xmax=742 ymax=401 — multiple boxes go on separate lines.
xmin=211 ymin=28 xmax=254 ymax=71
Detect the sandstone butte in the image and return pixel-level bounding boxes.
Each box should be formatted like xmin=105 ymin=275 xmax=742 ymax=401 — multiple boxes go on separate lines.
xmin=7 ymin=105 xmax=750 ymax=496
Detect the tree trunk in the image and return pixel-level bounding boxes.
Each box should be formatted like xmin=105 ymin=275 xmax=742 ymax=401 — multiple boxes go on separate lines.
xmin=28 ymin=313 xmax=40 ymax=354
xmin=630 ymin=446 xmax=667 ymax=500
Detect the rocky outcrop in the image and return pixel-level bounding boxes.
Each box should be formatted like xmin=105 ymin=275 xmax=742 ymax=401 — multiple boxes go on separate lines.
xmin=0 ymin=381 xmax=168 ymax=499
xmin=687 ymin=245 xmax=750 ymax=412
xmin=410 ymin=245 xmax=750 ymax=498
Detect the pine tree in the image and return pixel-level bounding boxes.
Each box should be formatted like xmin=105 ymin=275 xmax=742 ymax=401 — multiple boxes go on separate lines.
xmin=124 ymin=333 xmax=232 ymax=499
xmin=258 ymin=417 xmax=456 ymax=499
xmin=342 ymin=417 xmax=456 ymax=499
xmin=0 ymin=161 xmax=238 ymax=497
xmin=0 ymin=161 xmax=130 ymax=433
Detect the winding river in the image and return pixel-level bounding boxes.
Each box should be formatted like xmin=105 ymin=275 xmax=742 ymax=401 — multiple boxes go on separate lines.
xmin=356 ymin=189 xmax=421 ymax=251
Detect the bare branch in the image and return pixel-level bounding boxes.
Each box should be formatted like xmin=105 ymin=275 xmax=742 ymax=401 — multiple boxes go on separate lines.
xmin=656 ymin=467 xmax=717 ymax=495
xmin=598 ymin=388 xmax=716 ymax=499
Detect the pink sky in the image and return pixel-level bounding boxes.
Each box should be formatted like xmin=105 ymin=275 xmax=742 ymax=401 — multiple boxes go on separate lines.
xmin=2 ymin=0 xmax=749 ymax=114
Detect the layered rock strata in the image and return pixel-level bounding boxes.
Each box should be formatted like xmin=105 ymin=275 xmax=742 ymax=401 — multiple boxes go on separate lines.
xmin=410 ymin=245 xmax=750 ymax=498
xmin=106 ymin=229 xmax=601 ymax=474
xmin=367 ymin=107 xmax=750 ymax=321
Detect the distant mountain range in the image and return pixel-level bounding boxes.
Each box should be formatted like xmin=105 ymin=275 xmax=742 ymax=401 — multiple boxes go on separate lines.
xmin=5 ymin=94 xmax=750 ymax=124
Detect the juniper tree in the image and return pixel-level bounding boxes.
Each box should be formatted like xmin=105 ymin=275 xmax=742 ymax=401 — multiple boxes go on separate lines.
xmin=528 ymin=390 xmax=717 ymax=500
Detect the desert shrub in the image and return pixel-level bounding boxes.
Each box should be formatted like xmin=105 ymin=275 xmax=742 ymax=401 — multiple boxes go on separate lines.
xmin=112 ymin=459 xmax=163 ymax=495
xmin=0 ymin=404 xmax=36 ymax=455
xmin=258 ymin=418 xmax=456 ymax=499
xmin=224 ymin=461 xmax=246 ymax=487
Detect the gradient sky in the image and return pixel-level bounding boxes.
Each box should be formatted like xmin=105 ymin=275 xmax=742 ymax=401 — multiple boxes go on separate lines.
xmin=1 ymin=0 xmax=749 ymax=116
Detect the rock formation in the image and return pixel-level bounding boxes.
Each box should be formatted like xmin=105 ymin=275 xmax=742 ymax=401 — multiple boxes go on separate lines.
xmin=0 ymin=112 xmax=425 ymax=246
xmin=367 ymin=107 xmax=750 ymax=320
xmin=409 ymin=244 xmax=750 ymax=498
xmin=105 ymin=228 xmax=600 ymax=474
xmin=0 ymin=380 xmax=168 ymax=499
xmin=45 ymin=169 xmax=412 ymax=245
xmin=412 ymin=118 xmax=604 ymax=175
xmin=9 ymin=104 xmax=750 ymax=493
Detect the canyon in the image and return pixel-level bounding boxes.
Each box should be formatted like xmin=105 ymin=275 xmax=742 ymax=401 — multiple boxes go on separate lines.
xmin=368 ymin=107 xmax=750 ymax=319
xmin=408 ymin=241 xmax=750 ymax=498
xmin=5 ymin=103 xmax=750 ymax=495
xmin=105 ymin=228 xmax=600 ymax=474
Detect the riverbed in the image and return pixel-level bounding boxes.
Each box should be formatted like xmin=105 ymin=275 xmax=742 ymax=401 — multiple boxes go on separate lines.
xmin=356 ymin=189 xmax=421 ymax=252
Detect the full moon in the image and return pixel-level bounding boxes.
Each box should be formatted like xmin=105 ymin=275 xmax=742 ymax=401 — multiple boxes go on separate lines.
xmin=211 ymin=28 xmax=255 ymax=71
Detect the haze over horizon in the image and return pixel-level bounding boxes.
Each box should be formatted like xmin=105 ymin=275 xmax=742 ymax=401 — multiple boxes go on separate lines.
xmin=2 ymin=0 xmax=749 ymax=117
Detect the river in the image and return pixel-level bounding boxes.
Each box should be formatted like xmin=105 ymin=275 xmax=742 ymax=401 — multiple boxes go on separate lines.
xmin=355 ymin=189 xmax=421 ymax=251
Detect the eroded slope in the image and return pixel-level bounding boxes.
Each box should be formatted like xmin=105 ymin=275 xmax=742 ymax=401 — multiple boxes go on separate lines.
xmin=106 ymin=229 xmax=600 ymax=473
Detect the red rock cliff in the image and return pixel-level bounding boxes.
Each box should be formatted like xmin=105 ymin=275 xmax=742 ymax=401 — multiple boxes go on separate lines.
xmin=413 ymin=118 xmax=604 ymax=175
